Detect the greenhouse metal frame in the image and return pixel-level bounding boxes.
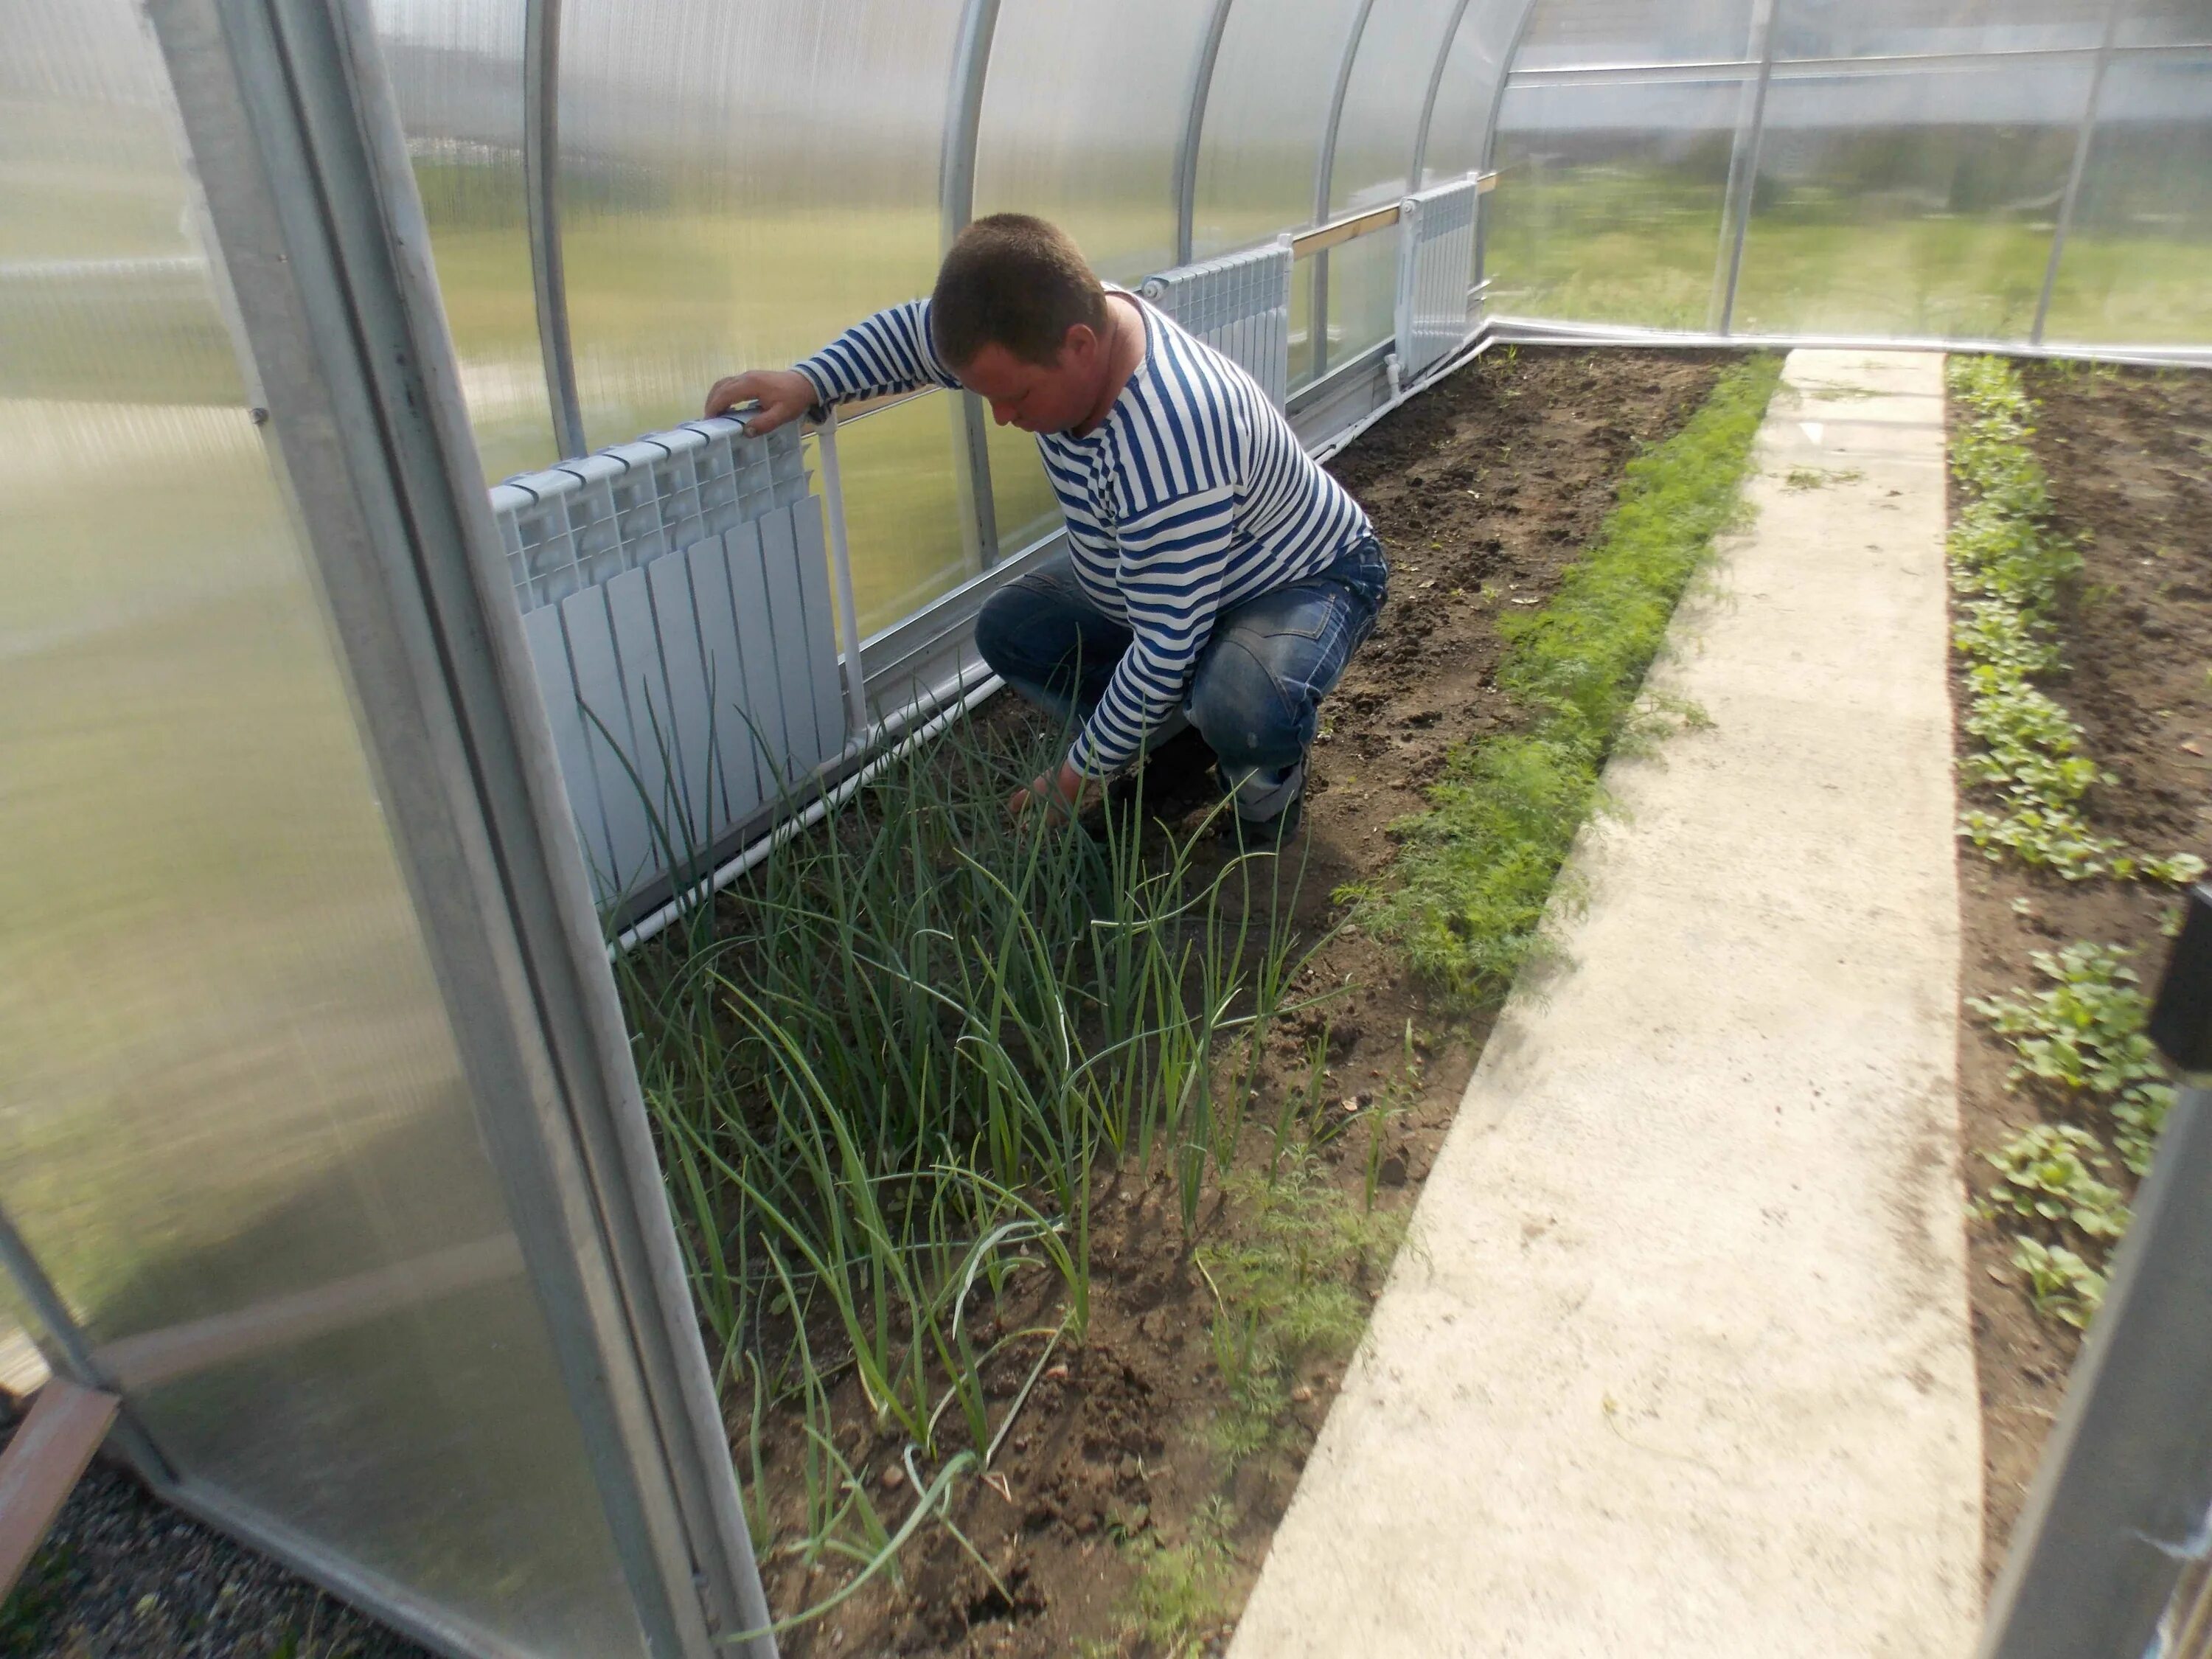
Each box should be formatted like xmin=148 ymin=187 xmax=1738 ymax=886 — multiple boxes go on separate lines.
xmin=3 ymin=0 xmax=2208 ymax=1655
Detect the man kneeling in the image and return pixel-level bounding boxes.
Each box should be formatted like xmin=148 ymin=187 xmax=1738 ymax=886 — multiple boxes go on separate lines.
xmin=705 ymin=213 xmax=1386 ymax=844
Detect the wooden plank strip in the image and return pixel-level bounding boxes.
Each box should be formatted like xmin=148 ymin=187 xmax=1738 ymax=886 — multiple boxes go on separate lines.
xmin=1290 ymin=201 xmax=1402 ymax=258
xmin=0 ymin=1377 xmax=118 ymax=1599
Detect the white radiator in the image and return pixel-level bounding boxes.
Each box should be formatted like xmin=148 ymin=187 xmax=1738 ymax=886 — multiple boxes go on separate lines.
xmin=1396 ymin=174 xmax=1482 ymax=380
xmin=1139 ymin=240 xmax=1294 ymax=408
xmin=490 ymin=420 xmax=847 ymax=912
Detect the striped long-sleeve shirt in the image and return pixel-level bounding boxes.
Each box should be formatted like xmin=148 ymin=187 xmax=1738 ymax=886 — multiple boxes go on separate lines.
xmin=793 ymin=293 xmax=1375 ymax=777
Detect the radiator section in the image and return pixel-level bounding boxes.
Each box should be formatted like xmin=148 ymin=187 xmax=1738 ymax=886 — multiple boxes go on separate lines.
xmin=1397 ymin=174 xmax=1482 ymax=380
xmin=1138 ymin=240 xmax=1294 ymax=408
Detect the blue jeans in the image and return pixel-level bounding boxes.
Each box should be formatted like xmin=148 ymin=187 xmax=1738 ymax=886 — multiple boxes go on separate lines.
xmin=974 ymin=535 xmax=1388 ymax=820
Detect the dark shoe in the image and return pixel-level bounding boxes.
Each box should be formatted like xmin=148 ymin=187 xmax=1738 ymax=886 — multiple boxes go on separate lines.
xmin=1219 ymin=791 xmax=1303 ymax=852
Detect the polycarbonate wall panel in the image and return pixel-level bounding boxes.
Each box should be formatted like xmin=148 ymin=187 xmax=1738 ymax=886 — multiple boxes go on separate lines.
xmin=1734 ymin=63 xmax=2091 ymax=338
xmin=1772 ymin=0 xmax=2110 ymax=59
xmin=1515 ymin=0 xmax=1756 ymax=70
xmin=2121 ymin=0 xmax=2212 ymax=47
xmin=1421 ymin=1 xmax=1520 ymax=184
xmin=2045 ymin=52 xmax=2212 ymax=345
xmin=973 ymin=0 xmax=1215 ymax=285
xmin=0 ymin=6 xmax=644 ymax=1653
xmin=1324 ymin=229 xmax=1404 ymax=365
xmin=1330 ymin=0 xmax=1464 ymax=212
xmin=1487 ymin=75 xmax=1745 ymax=328
xmin=372 ymin=0 xmax=555 ymax=483
xmin=1192 ymin=0 xmax=1371 ymax=257
xmin=557 ymin=0 xmax=973 ymax=630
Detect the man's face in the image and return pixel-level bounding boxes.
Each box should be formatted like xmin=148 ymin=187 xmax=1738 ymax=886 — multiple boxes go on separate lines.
xmin=956 ymin=326 xmax=1105 ymax=434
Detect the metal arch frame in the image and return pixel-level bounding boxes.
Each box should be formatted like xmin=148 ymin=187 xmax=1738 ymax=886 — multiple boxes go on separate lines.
xmin=1714 ymin=0 xmax=1782 ymax=334
xmin=1408 ymin=0 xmax=1479 ymax=192
xmin=1471 ymin=0 xmax=1549 ymax=302
xmin=140 ymin=1 xmax=774 ymax=1655
xmin=939 ymin=0 xmax=1004 ymax=574
xmin=1174 ymin=0 xmax=1239 ymax=266
xmin=1309 ymin=0 xmax=1381 ymax=382
xmin=2033 ymin=0 xmax=2125 ymax=345
xmin=524 ymin=0 xmax=583 ymax=460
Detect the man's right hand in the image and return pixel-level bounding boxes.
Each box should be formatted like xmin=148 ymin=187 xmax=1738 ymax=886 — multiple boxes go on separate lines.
xmin=703 ymin=369 xmax=818 ymax=434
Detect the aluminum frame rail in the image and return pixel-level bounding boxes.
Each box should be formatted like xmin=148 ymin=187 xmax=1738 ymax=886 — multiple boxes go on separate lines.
xmin=137 ymin=1 xmax=775 ymax=1653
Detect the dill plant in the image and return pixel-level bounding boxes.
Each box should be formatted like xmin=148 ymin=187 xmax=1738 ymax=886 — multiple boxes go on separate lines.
xmin=1353 ymin=354 xmax=1783 ymax=1002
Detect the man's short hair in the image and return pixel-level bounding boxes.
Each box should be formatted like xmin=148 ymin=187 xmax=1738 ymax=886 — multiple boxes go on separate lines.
xmin=931 ymin=214 xmax=1108 ymax=369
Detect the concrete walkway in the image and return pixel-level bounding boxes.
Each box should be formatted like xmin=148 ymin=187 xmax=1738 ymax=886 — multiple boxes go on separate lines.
xmin=1230 ymin=351 xmax=1982 ymax=1658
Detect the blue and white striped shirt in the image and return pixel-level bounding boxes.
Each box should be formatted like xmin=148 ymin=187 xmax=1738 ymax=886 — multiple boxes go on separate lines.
xmin=793 ymin=294 xmax=1375 ymax=776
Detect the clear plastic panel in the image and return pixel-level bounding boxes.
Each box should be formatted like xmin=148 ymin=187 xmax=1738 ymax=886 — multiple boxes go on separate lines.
xmin=2044 ymin=52 xmax=2212 ymax=346
xmin=974 ymin=0 xmax=1217 ymax=285
xmin=1326 ymin=229 xmax=1404 ymax=366
xmin=370 ymin=0 xmax=556 ymax=481
xmin=557 ymin=0 xmax=971 ymax=639
xmin=1288 ymin=249 xmax=1319 ymax=389
xmin=1736 ymin=63 xmax=2090 ymax=338
xmin=1515 ymin=0 xmax=1759 ymax=71
xmin=2121 ymin=0 xmax=2212 ymax=47
xmin=1486 ymin=74 xmax=1745 ymax=328
xmin=1192 ymin=0 xmax=1371 ymax=257
xmin=0 ymin=6 xmax=644 ymax=1653
xmin=815 ymin=393 xmax=979 ymax=640
xmin=987 ymin=418 xmax=1064 ymax=560
xmin=1422 ymin=0 xmax=1522 ymax=184
xmin=557 ymin=0 xmax=961 ymax=442
xmin=1772 ymin=0 xmax=2110 ymax=60
xmin=1329 ymin=0 xmax=1467 ymax=213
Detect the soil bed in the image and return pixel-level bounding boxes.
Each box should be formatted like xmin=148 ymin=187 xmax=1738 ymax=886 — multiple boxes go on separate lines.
xmin=0 ymin=345 xmax=1728 ymax=1658
xmin=1950 ymin=361 xmax=2212 ymax=1582
xmin=752 ymin=344 xmax=1731 ymax=1658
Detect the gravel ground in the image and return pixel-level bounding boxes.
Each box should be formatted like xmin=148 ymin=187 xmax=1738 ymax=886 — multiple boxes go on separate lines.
xmin=0 ymin=1398 xmax=431 ymax=1659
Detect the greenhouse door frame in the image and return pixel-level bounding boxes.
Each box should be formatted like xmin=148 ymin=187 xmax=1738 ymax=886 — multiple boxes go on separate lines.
xmin=136 ymin=1 xmax=776 ymax=1654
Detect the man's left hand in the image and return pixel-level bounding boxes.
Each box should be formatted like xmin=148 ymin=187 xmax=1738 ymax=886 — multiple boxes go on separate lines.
xmin=1007 ymin=760 xmax=1095 ymax=824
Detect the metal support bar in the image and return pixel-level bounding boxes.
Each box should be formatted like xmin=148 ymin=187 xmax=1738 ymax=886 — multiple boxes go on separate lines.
xmin=142 ymin=1 xmax=771 ymax=1652
xmin=1408 ymin=0 xmax=1478 ymax=192
xmin=813 ymin=408 xmax=872 ymax=741
xmin=0 ymin=1205 xmax=174 ymax=1488
xmin=1473 ymin=0 xmax=1549 ymax=301
xmin=524 ymin=0 xmax=584 ymax=459
xmin=1710 ymin=0 xmax=1779 ymax=334
xmin=1175 ymin=0 xmax=1239 ymax=266
xmin=1484 ymin=313 xmax=2212 ymax=368
xmin=939 ymin=0 xmax=1002 ymax=570
xmin=1977 ymin=1087 xmax=2212 ymax=1659
xmin=1310 ymin=0 xmax=1380 ymax=383
xmin=1714 ymin=0 xmax=1781 ymax=335
xmin=2034 ymin=0 xmax=2124 ymax=345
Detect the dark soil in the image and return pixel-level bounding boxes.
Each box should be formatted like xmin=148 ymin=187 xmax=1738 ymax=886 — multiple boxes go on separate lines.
xmin=1950 ymin=361 xmax=2212 ymax=1583
xmin=761 ymin=344 xmax=1733 ymax=1658
xmin=0 ymin=1398 xmax=430 ymax=1658
xmin=0 ymin=345 xmax=1729 ymax=1658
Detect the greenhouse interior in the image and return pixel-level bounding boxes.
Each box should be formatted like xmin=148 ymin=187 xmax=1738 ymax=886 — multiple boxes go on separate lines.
xmin=4 ymin=0 xmax=2211 ymax=1655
